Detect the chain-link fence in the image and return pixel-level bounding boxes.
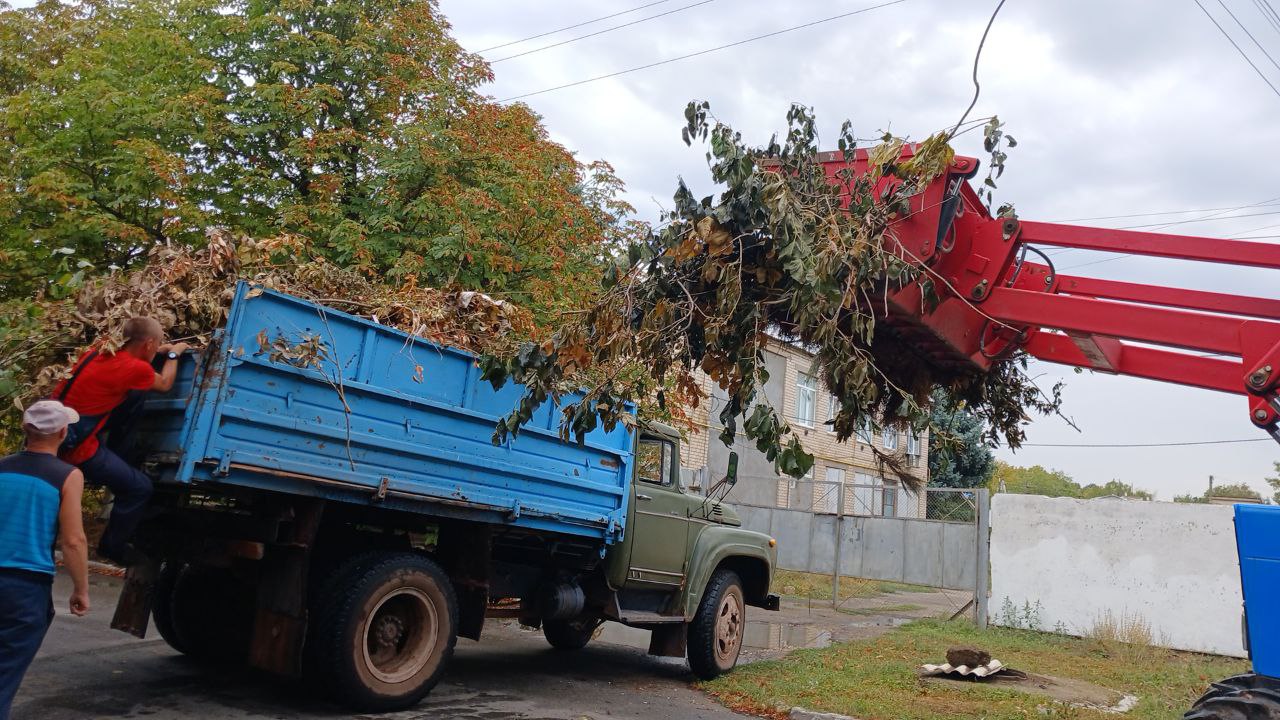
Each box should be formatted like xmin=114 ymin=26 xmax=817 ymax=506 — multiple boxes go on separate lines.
xmin=719 ymin=475 xmax=989 ymax=624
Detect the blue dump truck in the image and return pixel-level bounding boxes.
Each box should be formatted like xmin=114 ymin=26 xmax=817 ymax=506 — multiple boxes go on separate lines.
xmin=112 ymin=282 xmax=778 ymax=711
xmin=1184 ymin=504 xmax=1280 ymax=718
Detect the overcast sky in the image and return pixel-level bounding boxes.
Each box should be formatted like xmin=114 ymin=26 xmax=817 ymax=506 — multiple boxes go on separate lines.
xmin=438 ymin=0 xmax=1280 ymax=500
xmin=11 ymin=0 xmax=1276 ymax=499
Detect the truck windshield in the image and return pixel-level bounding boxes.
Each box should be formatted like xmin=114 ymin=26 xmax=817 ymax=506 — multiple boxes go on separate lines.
xmin=637 ymin=439 xmax=673 ymax=486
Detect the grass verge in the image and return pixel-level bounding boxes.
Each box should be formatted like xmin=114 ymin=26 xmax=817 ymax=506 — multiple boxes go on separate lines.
xmin=773 ymin=569 xmax=926 ymax=602
xmin=702 ymin=619 xmax=1247 ymax=720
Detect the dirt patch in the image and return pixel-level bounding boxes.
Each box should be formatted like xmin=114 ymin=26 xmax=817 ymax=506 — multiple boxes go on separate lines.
xmin=923 ymin=670 xmax=1130 ymax=710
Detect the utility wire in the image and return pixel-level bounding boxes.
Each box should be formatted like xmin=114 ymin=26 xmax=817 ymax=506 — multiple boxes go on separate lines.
xmin=1253 ymin=0 xmax=1280 ymax=33
xmin=490 ymin=0 xmax=717 ymax=64
xmin=476 ymin=0 xmax=677 ymax=53
xmin=1193 ymin=0 xmax=1280 ymax=101
xmin=1216 ymin=0 xmax=1280 ymax=72
xmin=1117 ymin=208 xmax=1280 ymax=230
xmin=1048 ymin=202 xmax=1280 ymax=223
xmin=500 ymin=0 xmax=910 ymax=102
xmin=1022 ymin=437 xmax=1270 ymax=448
xmin=948 ymin=0 xmax=1007 ymax=139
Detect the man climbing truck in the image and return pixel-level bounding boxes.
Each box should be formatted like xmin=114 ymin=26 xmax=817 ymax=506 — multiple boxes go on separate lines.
xmin=114 ymin=283 xmax=778 ymax=712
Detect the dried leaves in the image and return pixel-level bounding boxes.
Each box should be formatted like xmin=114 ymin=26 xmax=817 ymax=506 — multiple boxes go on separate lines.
xmin=13 ymin=228 xmax=532 ymax=406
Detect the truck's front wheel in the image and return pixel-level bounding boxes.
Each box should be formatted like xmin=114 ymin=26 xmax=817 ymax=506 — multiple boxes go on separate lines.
xmin=311 ymin=552 xmax=458 ymax=712
xmin=687 ymin=568 xmax=745 ymax=680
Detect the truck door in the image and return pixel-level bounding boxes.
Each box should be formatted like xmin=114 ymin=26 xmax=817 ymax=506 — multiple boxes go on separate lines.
xmin=625 ymin=436 xmax=690 ymax=588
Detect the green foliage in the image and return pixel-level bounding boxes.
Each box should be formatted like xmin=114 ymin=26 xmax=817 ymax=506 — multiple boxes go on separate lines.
xmin=1267 ymin=461 xmax=1279 ymax=504
xmin=0 ymin=0 xmax=632 ymax=322
xmin=991 ymin=462 xmax=1152 ymax=500
xmin=1174 ymin=481 xmax=1263 ymax=504
xmin=927 ymin=389 xmax=995 ymax=489
xmin=482 ymin=104 xmax=1061 ymax=479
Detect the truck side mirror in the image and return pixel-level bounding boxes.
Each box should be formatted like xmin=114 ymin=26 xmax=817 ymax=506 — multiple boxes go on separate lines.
xmin=726 ymin=452 xmax=738 ymax=486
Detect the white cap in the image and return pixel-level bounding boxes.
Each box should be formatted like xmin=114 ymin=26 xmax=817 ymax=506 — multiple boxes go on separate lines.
xmin=23 ymin=400 xmax=80 ymax=433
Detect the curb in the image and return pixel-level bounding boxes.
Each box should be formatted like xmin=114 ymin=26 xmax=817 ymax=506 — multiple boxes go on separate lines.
xmin=790 ymin=709 xmax=860 ymax=720
xmin=54 ymin=551 xmax=126 ymax=578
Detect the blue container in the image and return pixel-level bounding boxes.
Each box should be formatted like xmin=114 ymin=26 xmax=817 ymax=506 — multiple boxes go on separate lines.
xmin=146 ymin=282 xmax=633 ymax=545
xmin=1235 ymin=504 xmax=1280 ymax=678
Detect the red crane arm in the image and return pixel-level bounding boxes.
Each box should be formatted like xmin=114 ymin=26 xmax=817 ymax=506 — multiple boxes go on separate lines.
xmin=814 ymin=149 xmax=1280 ymax=443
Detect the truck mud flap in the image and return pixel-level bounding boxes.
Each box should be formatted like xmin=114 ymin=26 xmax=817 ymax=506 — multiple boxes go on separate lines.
xmin=110 ymin=561 xmax=159 ymax=638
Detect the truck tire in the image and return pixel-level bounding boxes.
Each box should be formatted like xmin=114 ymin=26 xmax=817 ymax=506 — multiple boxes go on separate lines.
xmin=542 ymin=617 xmax=602 ymax=650
xmin=151 ymin=562 xmax=253 ymax=662
xmin=151 ymin=561 xmax=188 ymax=655
xmin=687 ymin=568 xmax=745 ymax=680
xmin=1185 ymin=673 xmax=1280 ymax=719
xmin=310 ymin=552 xmax=458 ymax=712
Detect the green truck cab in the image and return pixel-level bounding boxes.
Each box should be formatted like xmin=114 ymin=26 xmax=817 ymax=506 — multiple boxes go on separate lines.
xmin=544 ymin=423 xmax=780 ymax=679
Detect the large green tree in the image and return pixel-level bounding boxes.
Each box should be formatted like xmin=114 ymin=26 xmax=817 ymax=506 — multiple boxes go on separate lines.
xmin=990 ymin=462 xmax=1152 ymax=500
xmin=1174 ymin=481 xmax=1263 ymax=504
xmin=0 ymin=0 xmax=630 ymax=321
xmin=927 ymin=390 xmax=996 ymax=489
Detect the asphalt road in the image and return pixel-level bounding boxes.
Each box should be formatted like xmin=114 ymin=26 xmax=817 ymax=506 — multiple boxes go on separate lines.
xmin=12 ymin=572 xmax=751 ymax=720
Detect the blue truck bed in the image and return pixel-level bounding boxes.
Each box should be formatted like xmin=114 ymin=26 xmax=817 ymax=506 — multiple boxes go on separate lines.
xmin=144 ymin=282 xmax=634 ymax=544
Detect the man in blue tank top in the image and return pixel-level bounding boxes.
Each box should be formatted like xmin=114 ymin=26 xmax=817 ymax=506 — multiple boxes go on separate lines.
xmin=0 ymin=400 xmax=90 ymax=720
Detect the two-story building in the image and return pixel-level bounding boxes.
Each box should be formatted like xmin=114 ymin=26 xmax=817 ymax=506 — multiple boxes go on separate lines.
xmin=679 ymin=337 xmax=929 ymax=518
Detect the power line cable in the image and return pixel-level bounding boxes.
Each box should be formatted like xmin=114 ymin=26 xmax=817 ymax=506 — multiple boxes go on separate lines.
xmin=1117 ymin=208 xmax=1280 ymax=230
xmin=1216 ymin=0 xmax=1280 ymax=73
xmin=500 ymin=0 xmax=910 ymax=102
xmin=1042 ymin=196 xmax=1280 ymax=258
xmin=1263 ymin=0 xmax=1280 ymax=27
xmin=947 ymin=0 xmax=1007 ymax=139
xmin=476 ymin=0 xmax=678 ymax=53
xmin=1193 ymin=0 xmax=1280 ymax=101
xmin=1022 ymin=437 xmax=1270 ymax=448
xmin=1253 ymin=0 xmax=1280 ymax=33
xmin=490 ymin=0 xmax=717 ymax=64
xmin=1047 ymin=202 xmax=1280 ymax=223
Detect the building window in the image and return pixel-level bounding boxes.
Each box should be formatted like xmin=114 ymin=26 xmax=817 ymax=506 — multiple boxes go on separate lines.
xmin=906 ymin=431 xmax=921 ymax=465
xmin=795 ymin=374 xmax=817 ymax=428
xmin=817 ymin=466 xmax=843 ymax=514
xmin=856 ymin=417 xmax=872 ymax=445
xmin=827 ymin=394 xmax=840 ymax=434
xmin=882 ymin=485 xmax=898 ymax=517
xmin=882 ymin=426 xmax=898 ymax=451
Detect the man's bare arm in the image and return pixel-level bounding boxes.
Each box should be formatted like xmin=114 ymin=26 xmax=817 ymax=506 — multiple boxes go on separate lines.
xmin=57 ymin=469 xmax=90 ymax=616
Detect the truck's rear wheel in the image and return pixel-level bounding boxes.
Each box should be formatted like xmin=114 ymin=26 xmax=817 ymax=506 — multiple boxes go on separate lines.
xmin=687 ymin=569 xmax=745 ymax=680
xmin=542 ymin=616 xmax=602 ymax=650
xmin=1185 ymin=673 xmax=1280 ymax=719
xmin=311 ymin=552 xmax=457 ymax=712
xmin=152 ymin=562 xmax=253 ymax=662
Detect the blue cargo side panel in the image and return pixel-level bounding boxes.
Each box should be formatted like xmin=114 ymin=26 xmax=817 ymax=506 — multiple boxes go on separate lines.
xmin=1234 ymin=504 xmax=1280 ymax=677
xmin=185 ymin=283 xmax=633 ymax=543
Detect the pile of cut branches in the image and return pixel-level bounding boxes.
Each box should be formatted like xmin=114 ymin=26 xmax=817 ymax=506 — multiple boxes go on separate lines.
xmin=7 ymin=229 xmax=533 ymax=408
xmin=480 ymin=103 xmax=1061 ymax=485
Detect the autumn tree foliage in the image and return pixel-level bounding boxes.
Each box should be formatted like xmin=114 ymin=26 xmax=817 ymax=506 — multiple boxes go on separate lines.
xmin=0 ymin=0 xmax=633 ymax=321
xmin=482 ymin=103 xmax=1059 ymax=479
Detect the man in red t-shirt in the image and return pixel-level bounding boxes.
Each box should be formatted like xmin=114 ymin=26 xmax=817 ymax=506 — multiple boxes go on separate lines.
xmin=54 ymin=317 xmax=189 ymax=565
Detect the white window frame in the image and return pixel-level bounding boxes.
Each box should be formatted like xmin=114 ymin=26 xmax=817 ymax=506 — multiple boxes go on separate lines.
xmin=882 ymin=426 xmax=898 ymax=451
xmin=881 ymin=483 xmax=898 ymax=517
xmin=795 ymin=373 xmax=817 ymax=428
xmin=856 ymin=417 xmax=873 ymax=445
xmin=906 ymin=431 xmax=920 ymax=463
xmin=826 ymin=393 xmax=840 ymax=434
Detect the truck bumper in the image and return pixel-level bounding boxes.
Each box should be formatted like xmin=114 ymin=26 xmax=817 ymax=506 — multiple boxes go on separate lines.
xmin=763 ymin=593 xmax=781 ymax=611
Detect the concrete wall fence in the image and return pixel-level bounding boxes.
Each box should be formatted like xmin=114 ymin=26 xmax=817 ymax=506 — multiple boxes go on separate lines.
xmin=990 ymin=494 xmax=1245 ymax=657
xmin=733 ymin=501 xmax=978 ymax=591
